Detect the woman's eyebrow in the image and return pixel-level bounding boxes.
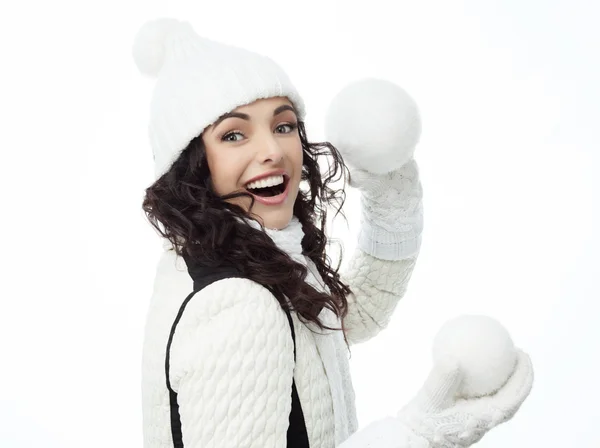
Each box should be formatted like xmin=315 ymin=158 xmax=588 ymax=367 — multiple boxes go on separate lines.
xmin=212 ymin=112 xmax=250 ymax=129
xmin=211 ymin=105 xmax=297 ymax=132
xmin=273 ymin=105 xmax=297 ymax=117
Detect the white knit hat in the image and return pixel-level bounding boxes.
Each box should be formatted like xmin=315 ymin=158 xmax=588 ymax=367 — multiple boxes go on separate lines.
xmin=132 ymin=18 xmax=307 ymax=179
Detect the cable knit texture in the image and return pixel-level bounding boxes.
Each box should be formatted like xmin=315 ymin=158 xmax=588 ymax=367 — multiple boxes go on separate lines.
xmin=353 ymin=159 xmax=423 ymax=261
xmin=341 ymin=249 xmax=417 ymax=346
xmin=142 ymin=199 xmax=421 ymax=448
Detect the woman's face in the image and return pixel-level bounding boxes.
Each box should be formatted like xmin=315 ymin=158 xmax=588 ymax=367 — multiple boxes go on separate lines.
xmin=202 ymin=97 xmax=303 ymax=230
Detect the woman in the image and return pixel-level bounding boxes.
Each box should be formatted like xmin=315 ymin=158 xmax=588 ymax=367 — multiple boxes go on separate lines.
xmin=134 ymin=18 xmax=532 ymax=448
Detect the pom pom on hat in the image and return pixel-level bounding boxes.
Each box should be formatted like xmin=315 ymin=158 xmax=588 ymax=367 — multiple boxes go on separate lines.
xmin=132 ymin=18 xmax=191 ymax=77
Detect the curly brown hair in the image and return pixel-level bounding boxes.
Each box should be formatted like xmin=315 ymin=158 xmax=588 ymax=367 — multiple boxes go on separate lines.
xmin=142 ymin=121 xmax=352 ymax=338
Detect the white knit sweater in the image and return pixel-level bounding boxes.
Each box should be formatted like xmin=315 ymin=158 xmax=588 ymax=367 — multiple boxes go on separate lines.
xmin=141 ymin=213 xmax=419 ymax=447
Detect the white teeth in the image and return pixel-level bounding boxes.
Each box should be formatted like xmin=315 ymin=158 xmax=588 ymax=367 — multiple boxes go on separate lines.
xmin=246 ymin=175 xmax=284 ymax=190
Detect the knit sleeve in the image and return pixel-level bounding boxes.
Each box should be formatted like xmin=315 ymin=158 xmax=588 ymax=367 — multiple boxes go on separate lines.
xmin=341 ymin=248 xmax=418 ymax=346
xmin=168 ymin=277 xmax=295 ymax=448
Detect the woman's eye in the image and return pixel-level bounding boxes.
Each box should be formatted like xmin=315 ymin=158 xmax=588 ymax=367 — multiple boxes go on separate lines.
xmin=222 ymin=123 xmax=297 ymax=141
xmin=222 ymin=131 xmax=244 ymax=142
xmin=276 ymin=123 xmax=298 ymax=134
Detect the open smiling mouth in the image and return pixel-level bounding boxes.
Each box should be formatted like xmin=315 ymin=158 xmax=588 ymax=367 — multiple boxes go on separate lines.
xmin=245 ymin=174 xmax=290 ymax=198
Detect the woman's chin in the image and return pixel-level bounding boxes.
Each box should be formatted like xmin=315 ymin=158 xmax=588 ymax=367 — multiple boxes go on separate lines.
xmin=255 ymin=207 xmax=294 ymax=230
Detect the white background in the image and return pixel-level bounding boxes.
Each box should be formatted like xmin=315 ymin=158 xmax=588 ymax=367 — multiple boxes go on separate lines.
xmin=1 ymin=0 xmax=598 ymax=446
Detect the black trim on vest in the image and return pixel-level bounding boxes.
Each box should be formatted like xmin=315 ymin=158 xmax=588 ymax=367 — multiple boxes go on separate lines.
xmin=164 ymin=259 xmax=309 ymax=447
xmin=283 ymin=308 xmax=310 ymax=448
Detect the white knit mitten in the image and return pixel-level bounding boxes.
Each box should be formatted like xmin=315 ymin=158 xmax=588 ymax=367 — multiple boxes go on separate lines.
xmin=397 ymin=349 xmax=534 ymax=447
xmin=350 ymin=158 xmax=423 ymax=261
xmin=338 ymin=316 xmax=533 ymax=448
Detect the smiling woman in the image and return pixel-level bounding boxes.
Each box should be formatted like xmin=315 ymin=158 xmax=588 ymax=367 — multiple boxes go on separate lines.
xmin=134 ymin=16 xmax=531 ymax=448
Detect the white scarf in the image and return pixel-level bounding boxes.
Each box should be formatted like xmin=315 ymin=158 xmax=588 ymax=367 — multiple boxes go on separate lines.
xmin=249 ymin=215 xmax=358 ymax=443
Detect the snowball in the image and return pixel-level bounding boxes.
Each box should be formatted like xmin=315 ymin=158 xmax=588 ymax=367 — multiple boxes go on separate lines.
xmin=324 ymin=78 xmax=421 ymax=174
xmin=432 ymin=315 xmax=518 ymax=398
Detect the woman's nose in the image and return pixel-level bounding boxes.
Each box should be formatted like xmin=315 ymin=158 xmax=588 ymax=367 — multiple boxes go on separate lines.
xmin=258 ymin=133 xmax=284 ymax=164
xmin=262 ymin=151 xmax=284 ymax=164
